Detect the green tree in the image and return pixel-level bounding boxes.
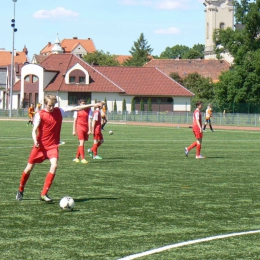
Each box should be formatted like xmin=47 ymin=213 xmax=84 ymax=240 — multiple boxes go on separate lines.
xmin=182 ymin=49 xmax=203 ymax=59
xmin=182 ymin=73 xmax=215 ymax=109
xmin=160 ymin=45 xmax=190 ymax=59
xmin=82 ymin=50 xmax=120 ymax=66
xmin=212 ymin=0 xmax=260 ymax=108
xmin=113 ymin=99 xmax=117 ymax=112
xmin=123 ymin=33 xmax=153 ymax=66
xmin=169 ymin=72 xmax=183 ymax=84
xmin=87 ymin=98 xmax=91 ymax=104
xmin=122 ymin=99 xmax=126 ymax=112
xmin=131 ymin=98 xmax=135 ymax=113
xmin=147 ymin=98 xmax=152 ymax=111
xmin=104 ymin=97 xmax=108 ymax=111
xmin=140 ymin=99 xmax=144 ymax=111
xmin=192 ymin=44 xmax=205 ymax=56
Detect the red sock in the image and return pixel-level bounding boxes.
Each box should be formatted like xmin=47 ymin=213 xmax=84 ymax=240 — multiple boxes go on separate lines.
xmin=79 ymin=146 xmax=85 ymax=159
xmin=92 ymin=144 xmax=98 ymax=156
xmin=188 ymin=142 xmax=197 ymax=151
xmin=196 ymin=144 xmax=201 ymax=156
xmin=76 ymin=147 xmax=80 ymax=158
xmin=41 ymin=172 xmax=55 ymax=196
xmin=19 ymin=171 xmax=30 ymax=192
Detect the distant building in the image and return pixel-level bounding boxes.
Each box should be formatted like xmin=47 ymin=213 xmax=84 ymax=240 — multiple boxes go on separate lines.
xmin=203 ymin=0 xmax=234 ymax=63
xmin=144 ymin=59 xmax=230 ymax=83
xmin=31 ymin=36 xmax=97 ymax=64
xmin=12 ymin=53 xmax=194 ymax=112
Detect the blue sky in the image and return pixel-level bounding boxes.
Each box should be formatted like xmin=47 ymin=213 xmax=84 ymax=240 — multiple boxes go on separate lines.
xmin=1 ymin=0 xmax=205 ymax=60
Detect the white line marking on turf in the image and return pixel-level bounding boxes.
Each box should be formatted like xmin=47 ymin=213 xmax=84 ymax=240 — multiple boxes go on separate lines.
xmin=118 ymin=229 xmax=260 ymax=260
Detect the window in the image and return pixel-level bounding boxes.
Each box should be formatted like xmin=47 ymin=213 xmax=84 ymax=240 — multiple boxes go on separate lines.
xmin=32 ymin=75 xmax=38 ymax=83
xmin=69 ymin=77 xmax=76 ymax=83
xmin=24 ymin=75 xmax=30 ymax=82
xmin=79 ymin=77 xmax=85 ymax=83
xmin=220 ymin=23 xmax=225 ymax=30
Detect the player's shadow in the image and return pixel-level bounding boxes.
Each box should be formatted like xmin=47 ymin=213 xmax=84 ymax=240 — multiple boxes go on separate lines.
xmin=74 ymin=197 xmax=118 ymax=203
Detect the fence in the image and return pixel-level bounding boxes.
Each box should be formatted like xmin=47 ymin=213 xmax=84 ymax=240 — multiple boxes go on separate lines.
xmin=1 ymin=109 xmax=260 ymax=128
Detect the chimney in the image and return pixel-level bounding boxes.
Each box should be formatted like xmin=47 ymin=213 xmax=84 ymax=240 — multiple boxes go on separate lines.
xmin=73 ymin=37 xmax=78 ymax=39
xmin=48 ymin=42 xmax=51 ymax=47
xmin=14 ymin=49 xmax=17 ymax=56
xmin=23 ymin=45 xmax=28 ymax=55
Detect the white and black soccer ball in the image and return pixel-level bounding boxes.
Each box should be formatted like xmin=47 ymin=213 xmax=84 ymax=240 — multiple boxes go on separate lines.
xmin=109 ymin=130 xmax=113 ymax=135
xmin=60 ymin=196 xmax=75 ymax=211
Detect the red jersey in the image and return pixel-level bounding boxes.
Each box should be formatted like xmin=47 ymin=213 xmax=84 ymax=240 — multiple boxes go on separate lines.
xmin=75 ymin=108 xmax=92 ymax=132
xmin=193 ymin=108 xmax=202 ymax=132
xmin=37 ymin=107 xmax=62 ymax=149
xmin=93 ymin=109 xmax=102 ymax=133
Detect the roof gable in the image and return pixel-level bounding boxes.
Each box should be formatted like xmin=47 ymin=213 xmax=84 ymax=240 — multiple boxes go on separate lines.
xmin=0 ymin=51 xmax=29 ymax=66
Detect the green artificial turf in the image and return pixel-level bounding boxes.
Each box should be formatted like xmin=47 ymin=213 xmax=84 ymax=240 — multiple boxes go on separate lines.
xmin=0 ymin=120 xmax=260 ymax=259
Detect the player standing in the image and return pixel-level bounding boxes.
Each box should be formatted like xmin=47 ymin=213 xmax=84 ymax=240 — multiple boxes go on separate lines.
xmin=16 ymin=95 xmax=100 ymax=202
xmin=88 ymin=101 xmax=105 ymax=159
xmin=101 ymin=104 xmax=107 ymax=130
xmin=203 ymin=104 xmax=214 ymax=132
xmin=185 ymin=101 xmax=205 ymax=159
xmin=27 ymin=103 xmax=35 ymax=126
xmin=72 ymin=99 xmax=93 ymax=164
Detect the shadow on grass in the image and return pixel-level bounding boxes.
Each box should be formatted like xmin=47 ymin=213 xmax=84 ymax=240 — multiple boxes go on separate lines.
xmin=74 ymin=197 xmax=118 ymax=203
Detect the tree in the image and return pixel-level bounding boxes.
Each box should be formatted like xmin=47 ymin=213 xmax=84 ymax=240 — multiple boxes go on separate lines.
xmin=113 ymin=99 xmax=117 ymax=112
xmin=212 ymin=0 xmax=260 ymax=108
xmin=169 ymin=72 xmax=183 ymax=84
xmin=140 ymin=99 xmax=144 ymax=111
xmin=131 ymin=98 xmax=135 ymax=113
xmin=123 ymin=33 xmax=153 ymax=66
xmin=182 ymin=49 xmax=203 ymax=59
xmin=192 ymin=44 xmax=205 ymax=56
xmin=104 ymin=97 xmax=108 ymax=111
xmin=82 ymin=50 xmax=120 ymax=66
xmin=122 ymin=99 xmax=126 ymax=112
xmin=159 ymin=45 xmax=190 ymax=59
xmin=147 ymin=98 xmax=152 ymax=111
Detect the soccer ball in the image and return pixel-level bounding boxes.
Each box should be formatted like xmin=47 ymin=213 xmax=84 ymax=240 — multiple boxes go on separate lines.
xmin=109 ymin=130 xmax=113 ymax=135
xmin=59 ymin=196 xmax=75 ymax=211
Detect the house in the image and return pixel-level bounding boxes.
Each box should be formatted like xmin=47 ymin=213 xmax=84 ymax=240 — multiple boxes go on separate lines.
xmin=12 ymin=53 xmax=194 ymax=112
xmin=31 ymin=36 xmax=97 ymax=64
xmin=0 ymin=47 xmax=29 ymax=109
xmin=143 ymin=58 xmax=231 ymax=83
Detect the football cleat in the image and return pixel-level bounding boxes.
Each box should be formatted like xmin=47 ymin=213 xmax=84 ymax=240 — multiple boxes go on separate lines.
xmin=16 ymin=191 xmax=23 ymax=201
xmin=93 ymin=155 xmax=102 ymax=160
xmin=40 ymin=194 xmax=53 ymax=202
xmin=81 ymin=159 xmax=88 ymax=164
xmin=196 ymin=155 xmax=206 ymax=159
xmin=184 ymin=147 xmax=189 ymax=157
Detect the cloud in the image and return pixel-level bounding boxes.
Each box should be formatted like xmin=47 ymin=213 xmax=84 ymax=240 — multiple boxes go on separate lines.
xmin=33 ymin=7 xmax=79 ymax=20
xmin=154 ymin=27 xmax=181 ymax=34
xmin=119 ymin=0 xmax=190 ymax=9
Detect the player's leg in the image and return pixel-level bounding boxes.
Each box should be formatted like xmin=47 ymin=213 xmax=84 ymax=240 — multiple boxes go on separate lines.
xmin=16 ymin=163 xmax=34 ymax=200
xmin=40 ymin=149 xmax=59 ymax=202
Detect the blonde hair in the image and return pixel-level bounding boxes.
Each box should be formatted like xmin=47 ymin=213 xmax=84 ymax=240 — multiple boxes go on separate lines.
xmin=44 ymin=95 xmax=57 ymax=105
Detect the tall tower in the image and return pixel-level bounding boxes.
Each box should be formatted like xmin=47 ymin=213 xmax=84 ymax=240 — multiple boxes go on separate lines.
xmin=203 ymin=0 xmax=234 ymax=60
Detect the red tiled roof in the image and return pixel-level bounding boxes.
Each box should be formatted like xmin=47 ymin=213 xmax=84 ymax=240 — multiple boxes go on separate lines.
xmin=95 ymin=66 xmax=193 ymax=97
xmin=14 ymin=54 xmax=193 ymax=97
xmin=0 ymin=50 xmax=29 ymax=66
xmin=40 ymin=38 xmax=96 ymax=55
xmin=144 ymin=59 xmax=230 ymax=82
xmin=115 ymin=55 xmax=132 ymax=64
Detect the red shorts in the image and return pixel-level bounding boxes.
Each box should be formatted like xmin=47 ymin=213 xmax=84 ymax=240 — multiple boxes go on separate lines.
xmin=93 ymin=131 xmax=103 ymax=141
xmin=193 ymin=130 xmax=203 ymax=139
xmin=77 ymin=129 xmax=89 ymax=141
xmin=28 ymin=146 xmax=59 ymax=164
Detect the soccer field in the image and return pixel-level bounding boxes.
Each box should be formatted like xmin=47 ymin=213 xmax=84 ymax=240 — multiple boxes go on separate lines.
xmin=1 ymin=120 xmax=260 ymax=259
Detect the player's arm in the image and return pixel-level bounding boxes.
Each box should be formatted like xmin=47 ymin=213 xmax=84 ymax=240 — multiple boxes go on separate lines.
xmin=65 ymin=103 xmax=100 ymax=112
xmin=72 ymin=111 xmax=77 ymax=135
xmin=88 ymin=110 xmax=93 ymax=134
xmin=32 ymin=113 xmax=40 ymax=147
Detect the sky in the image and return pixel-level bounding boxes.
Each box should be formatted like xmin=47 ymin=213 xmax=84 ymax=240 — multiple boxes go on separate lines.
xmin=1 ymin=0 xmax=205 ymax=61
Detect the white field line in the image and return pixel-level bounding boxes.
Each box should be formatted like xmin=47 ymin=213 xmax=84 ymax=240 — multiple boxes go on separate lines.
xmin=118 ymin=229 xmax=260 ymax=260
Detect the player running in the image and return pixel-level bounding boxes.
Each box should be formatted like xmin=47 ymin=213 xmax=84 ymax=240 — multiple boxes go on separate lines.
xmin=27 ymin=103 xmax=35 ymax=126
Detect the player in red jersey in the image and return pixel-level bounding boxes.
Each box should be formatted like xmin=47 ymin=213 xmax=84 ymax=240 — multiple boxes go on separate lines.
xmin=184 ymin=101 xmax=205 ymax=159
xmin=72 ymin=99 xmax=93 ymax=164
xmin=16 ymin=94 xmax=100 ymax=202
xmin=88 ymin=101 xmax=105 ymax=160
